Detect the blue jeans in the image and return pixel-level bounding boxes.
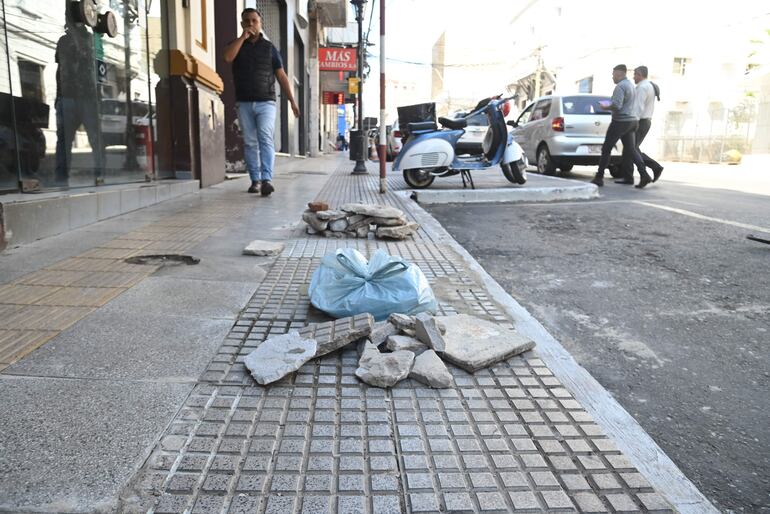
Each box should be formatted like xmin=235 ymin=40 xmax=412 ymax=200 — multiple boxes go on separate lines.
xmin=237 ymin=101 xmax=276 ymax=182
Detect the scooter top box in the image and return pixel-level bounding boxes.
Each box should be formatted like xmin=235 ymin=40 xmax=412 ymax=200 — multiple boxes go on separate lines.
xmin=397 ymin=102 xmax=436 ymax=136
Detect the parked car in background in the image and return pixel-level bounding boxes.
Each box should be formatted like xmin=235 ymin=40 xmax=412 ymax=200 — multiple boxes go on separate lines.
xmin=386 ymin=119 xmax=403 ymax=161
xmin=509 ymin=94 xmax=623 ymax=176
xmin=101 ymin=99 xmax=150 ymax=147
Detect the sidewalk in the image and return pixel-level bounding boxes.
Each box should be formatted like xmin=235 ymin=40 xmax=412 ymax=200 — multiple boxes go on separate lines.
xmin=0 ymin=155 xmax=711 ymax=513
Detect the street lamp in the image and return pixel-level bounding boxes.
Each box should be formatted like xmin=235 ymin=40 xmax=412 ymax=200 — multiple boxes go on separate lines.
xmin=350 ymin=0 xmax=368 ymax=174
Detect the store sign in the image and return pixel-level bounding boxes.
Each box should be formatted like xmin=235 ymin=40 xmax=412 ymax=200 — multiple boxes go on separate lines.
xmin=322 ymin=91 xmax=345 ymax=104
xmin=96 ymin=59 xmax=107 ymax=84
xmin=348 ymin=77 xmax=359 ymax=95
xmin=319 ymin=47 xmax=357 ymax=71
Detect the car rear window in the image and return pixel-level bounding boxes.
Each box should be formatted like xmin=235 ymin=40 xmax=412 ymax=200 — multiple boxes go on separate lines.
xmin=561 ymin=96 xmax=611 ymax=115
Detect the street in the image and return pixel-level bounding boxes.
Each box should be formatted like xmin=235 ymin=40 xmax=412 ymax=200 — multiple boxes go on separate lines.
xmin=426 ymin=162 xmax=770 ymax=513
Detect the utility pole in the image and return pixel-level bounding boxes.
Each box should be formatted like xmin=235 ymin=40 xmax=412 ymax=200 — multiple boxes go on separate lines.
xmin=533 ymin=46 xmax=543 ymax=100
xmin=350 ymin=0 xmax=368 ymax=174
xmin=378 ymin=0 xmax=386 ymax=193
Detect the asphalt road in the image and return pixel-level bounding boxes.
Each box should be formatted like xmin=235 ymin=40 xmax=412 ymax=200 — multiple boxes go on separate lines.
xmin=427 ymin=164 xmax=770 ymax=513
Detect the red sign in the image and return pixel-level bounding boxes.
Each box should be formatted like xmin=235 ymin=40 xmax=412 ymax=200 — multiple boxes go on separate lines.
xmin=319 ymin=47 xmax=357 ymax=71
xmin=322 ymin=91 xmax=345 ymax=104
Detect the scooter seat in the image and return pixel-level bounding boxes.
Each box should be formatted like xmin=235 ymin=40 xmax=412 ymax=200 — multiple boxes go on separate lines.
xmin=407 ymin=121 xmax=437 ymax=132
xmin=438 ymin=116 xmax=467 ymax=130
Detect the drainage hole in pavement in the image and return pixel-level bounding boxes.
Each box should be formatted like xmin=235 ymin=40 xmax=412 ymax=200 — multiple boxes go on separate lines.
xmin=124 ymin=254 xmax=200 ymax=266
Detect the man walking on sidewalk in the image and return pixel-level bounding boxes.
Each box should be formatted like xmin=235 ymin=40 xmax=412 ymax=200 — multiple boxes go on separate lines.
xmin=592 ymin=64 xmax=651 ymax=188
xmin=617 ymin=65 xmax=665 ymax=184
xmin=224 ymin=8 xmax=300 ymax=196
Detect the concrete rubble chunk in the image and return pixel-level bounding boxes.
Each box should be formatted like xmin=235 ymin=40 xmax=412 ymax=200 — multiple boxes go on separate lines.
xmin=371 ymin=216 xmax=407 ymax=227
xmin=355 ymin=226 xmax=370 ymax=238
xmin=347 ymin=216 xmax=374 ymax=230
xmin=328 ymin=218 xmax=349 ymax=232
xmin=302 ymin=210 xmax=328 ymax=232
xmin=298 ymin=313 xmax=374 ymax=357
xmin=308 ymin=201 xmax=329 ymax=212
xmin=369 ymin=321 xmax=399 ymax=346
xmin=341 ymin=202 xmax=405 ymax=219
xmin=315 ymin=209 xmax=347 ymax=221
xmin=415 ymin=312 xmax=446 ymax=353
xmin=376 ymin=222 xmax=419 ymax=240
xmin=388 ymin=313 xmax=416 ymax=332
xmin=244 ymin=331 xmax=317 ymax=385
xmin=409 ymin=349 xmax=454 ymax=388
xmin=355 ymin=342 xmax=415 ymax=388
xmin=306 ymin=226 xmax=318 ymax=235
xmin=323 ymin=230 xmax=345 ymax=238
xmin=437 ymin=314 xmax=535 ymax=372
xmin=243 ymin=239 xmax=285 ymax=256
xmin=386 ymin=334 xmax=429 ymax=354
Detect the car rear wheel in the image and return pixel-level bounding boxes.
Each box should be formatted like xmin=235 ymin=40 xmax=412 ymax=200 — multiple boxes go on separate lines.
xmin=537 ymin=145 xmax=557 ymax=175
xmin=559 ymin=164 xmax=573 ymax=173
xmin=501 ymin=161 xmax=527 ymax=185
xmin=403 ymin=168 xmax=435 ymax=188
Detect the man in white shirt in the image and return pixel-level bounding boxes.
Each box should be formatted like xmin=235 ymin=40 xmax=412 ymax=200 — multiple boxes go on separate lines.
xmin=617 ymin=66 xmax=664 ymax=184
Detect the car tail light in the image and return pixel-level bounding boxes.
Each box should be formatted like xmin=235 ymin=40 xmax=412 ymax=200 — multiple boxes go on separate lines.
xmin=393 ymin=130 xmax=402 ymax=138
xmin=551 ymin=117 xmax=565 ymax=131
xmin=501 ymin=100 xmax=511 ymax=117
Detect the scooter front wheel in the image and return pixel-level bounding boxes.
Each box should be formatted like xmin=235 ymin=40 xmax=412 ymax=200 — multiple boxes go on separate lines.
xmin=501 ymin=161 xmax=527 ymax=185
xmin=403 ymin=169 xmax=435 ymax=189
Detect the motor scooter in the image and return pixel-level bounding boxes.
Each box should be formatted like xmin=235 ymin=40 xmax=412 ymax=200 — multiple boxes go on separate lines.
xmin=393 ymin=95 xmax=527 ymax=189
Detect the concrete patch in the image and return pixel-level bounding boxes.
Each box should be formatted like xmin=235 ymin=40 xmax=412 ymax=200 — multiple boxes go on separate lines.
xmin=0 ymin=376 xmax=190 ymax=513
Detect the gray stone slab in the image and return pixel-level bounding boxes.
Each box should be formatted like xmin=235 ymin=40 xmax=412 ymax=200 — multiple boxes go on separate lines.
xmin=376 ymin=222 xmax=419 ymax=240
xmin=0 ymin=376 xmax=190 ymax=513
xmin=388 ymin=313 xmax=416 ymax=332
xmin=409 ymin=349 xmax=454 ymax=389
xmin=355 ymin=342 xmax=414 ymax=388
xmin=386 ymin=334 xmax=429 ymax=354
xmin=437 ymin=314 xmax=535 ymax=372
xmin=369 ymin=320 xmax=399 ymax=346
xmin=100 ymin=277 xmax=256 ymax=320
xmin=415 ymin=312 xmax=446 ymax=352
xmin=244 ymin=331 xmax=317 ymax=385
xmin=4 ymin=310 xmax=232 ymax=381
xmin=340 ymin=203 xmax=404 ymax=219
xmin=298 ymin=313 xmax=374 ymax=357
xmin=243 ymin=240 xmax=285 ymax=256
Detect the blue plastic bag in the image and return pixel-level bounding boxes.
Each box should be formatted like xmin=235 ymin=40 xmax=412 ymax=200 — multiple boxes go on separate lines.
xmin=309 ymin=248 xmax=437 ymax=321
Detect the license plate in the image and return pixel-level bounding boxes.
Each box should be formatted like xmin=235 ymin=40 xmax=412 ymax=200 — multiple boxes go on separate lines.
xmin=577 ymin=145 xmax=602 ymax=155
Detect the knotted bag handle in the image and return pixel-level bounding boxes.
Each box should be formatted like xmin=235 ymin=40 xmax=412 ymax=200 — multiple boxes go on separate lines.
xmin=336 ymin=253 xmax=407 ymax=280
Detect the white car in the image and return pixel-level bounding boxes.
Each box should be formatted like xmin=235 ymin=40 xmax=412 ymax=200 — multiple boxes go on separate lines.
xmin=510 ymin=94 xmax=624 ymax=176
xmin=452 ymin=111 xmax=487 ymax=155
xmin=386 ymin=119 xmax=403 ymax=161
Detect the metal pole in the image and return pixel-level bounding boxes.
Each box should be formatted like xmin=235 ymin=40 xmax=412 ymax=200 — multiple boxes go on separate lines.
xmin=351 ymin=0 xmax=368 ymax=174
xmin=378 ymin=0 xmax=386 ymax=193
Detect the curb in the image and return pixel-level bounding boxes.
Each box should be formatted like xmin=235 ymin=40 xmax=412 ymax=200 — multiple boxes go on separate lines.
xmin=411 ymin=182 xmax=599 ymax=205
xmin=398 ymin=190 xmax=719 ymax=514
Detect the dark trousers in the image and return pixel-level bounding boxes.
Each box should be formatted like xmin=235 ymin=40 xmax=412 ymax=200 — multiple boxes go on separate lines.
xmin=598 ymin=119 xmax=648 ymax=179
xmin=54 ymin=97 xmax=104 ymax=184
xmin=620 ymin=118 xmax=662 ymax=179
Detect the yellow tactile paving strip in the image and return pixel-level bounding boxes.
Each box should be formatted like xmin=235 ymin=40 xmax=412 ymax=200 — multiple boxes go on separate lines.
xmin=0 ymin=199 xmax=257 ymax=371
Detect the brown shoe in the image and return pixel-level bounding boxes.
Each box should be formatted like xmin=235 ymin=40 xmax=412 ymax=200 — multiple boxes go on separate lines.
xmin=260 ymin=180 xmax=274 ymax=196
xmin=248 ymin=181 xmax=261 ymax=194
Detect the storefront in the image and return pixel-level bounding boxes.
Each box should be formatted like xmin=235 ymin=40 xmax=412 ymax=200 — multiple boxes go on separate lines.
xmin=0 ymin=0 xmax=172 ymax=193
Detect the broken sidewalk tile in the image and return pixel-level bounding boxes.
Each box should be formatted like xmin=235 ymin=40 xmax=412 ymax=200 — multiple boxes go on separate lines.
xmin=298 ymin=313 xmax=374 ymax=357
xmin=385 ymin=334 xmax=429 ymax=354
xmin=437 ymin=314 xmax=535 ymax=373
xmin=302 ymin=210 xmax=329 ymax=232
xmin=328 ymin=218 xmax=349 ymax=232
xmin=369 ymin=320 xmax=399 ymax=346
xmin=244 ymin=331 xmax=317 ymax=385
xmin=340 ymin=202 xmax=405 ymax=219
xmin=242 ymin=240 xmax=285 ymax=256
xmin=415 ymin=312 xmax=447 ymax=353
xmin=388 ymin=312 xmax=416 ymax=332
xmin=409 ymin=349 xmax=454 ymax=388
xmin=355 ymin=341 xmax=415 ymax=388
xmin=315 ymin=209 xmax=347 ymax=221
xmin=375 ymin=222 xmax=420 ymax=240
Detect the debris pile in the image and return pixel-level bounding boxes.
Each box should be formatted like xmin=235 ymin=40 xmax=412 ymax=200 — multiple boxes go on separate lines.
xmin=244 ymin=312 xmax=535 ymax=389
xmin=302 ymin=202 xmax=419 ymax=240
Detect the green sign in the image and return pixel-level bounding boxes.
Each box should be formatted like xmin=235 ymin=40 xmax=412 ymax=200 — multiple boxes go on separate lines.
xmin=94 ymin=32 xmax=104 ymax=60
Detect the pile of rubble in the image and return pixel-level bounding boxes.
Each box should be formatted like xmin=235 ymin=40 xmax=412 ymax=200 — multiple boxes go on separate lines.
xmin=244 ymin=311 xmax=535 ymax=389
xmin=302 ymin=201 xmax=420 ymax=240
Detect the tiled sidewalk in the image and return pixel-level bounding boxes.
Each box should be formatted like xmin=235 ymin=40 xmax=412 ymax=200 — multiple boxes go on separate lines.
xmin=119 ymin=163 xmax=675 ymax=514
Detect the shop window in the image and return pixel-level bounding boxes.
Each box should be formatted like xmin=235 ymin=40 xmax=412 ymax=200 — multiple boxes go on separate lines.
xmin=18 ymin=60 xmax=45 ymax=103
